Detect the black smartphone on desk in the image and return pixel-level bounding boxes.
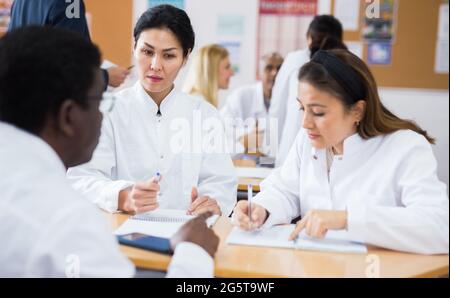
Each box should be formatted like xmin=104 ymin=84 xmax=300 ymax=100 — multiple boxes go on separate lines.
xmin=117 ymin=233 xmax=172 ymax=255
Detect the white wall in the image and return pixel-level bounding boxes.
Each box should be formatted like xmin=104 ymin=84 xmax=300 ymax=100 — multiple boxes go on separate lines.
xmin=379 ymin=88 xmax=449 ymax=191
xmin=183 ymin=0 xmax=258 ymax=106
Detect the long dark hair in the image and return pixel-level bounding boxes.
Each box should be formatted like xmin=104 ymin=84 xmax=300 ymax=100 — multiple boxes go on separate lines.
xmin=299 ymin=49 xmax=435 ymax=144
xmin=307 ymin=15 xmax=347 ymax=58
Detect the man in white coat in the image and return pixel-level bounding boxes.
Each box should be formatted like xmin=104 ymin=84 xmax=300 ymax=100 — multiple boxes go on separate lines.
xmin=221 ymin=53 xmax=283 ymax=157
xmin=0 ymin=26 xmax=219 ymax=277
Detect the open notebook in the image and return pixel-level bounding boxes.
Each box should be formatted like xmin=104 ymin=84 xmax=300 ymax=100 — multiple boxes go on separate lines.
xmin=227 ymin=225 xmax=367 ymax=254
xmin=115 ymin=209 xmax=219 ymax=239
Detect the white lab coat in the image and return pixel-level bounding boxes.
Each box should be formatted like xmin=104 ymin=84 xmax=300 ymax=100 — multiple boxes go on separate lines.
xmin=67 ymin=82 xmax=237 ymax=216
xmin=220 ymin=82 xmax=276 ymax=156
xmin=269 ymin=49 xmax=310 ymax=164
xmin=255 ymin=128 xmax=449 ymax=255
xmin=0 ymin=122 xmax=214 ymax=277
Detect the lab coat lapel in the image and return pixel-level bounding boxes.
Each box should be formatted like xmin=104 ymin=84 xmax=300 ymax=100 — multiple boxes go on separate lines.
xmin=307 ymin=147 xmax=333 ymax=209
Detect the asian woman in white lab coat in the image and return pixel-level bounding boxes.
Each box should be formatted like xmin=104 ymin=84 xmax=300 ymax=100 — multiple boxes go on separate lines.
xmin=233 ymin=49 xmax=449 ymax=255
xmin=67 ymin=5 xmax=237 ymax=217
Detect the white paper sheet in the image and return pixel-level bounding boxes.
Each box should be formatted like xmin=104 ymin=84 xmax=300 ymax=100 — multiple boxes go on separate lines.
xmin=435 ymin=40 xmax=449 ymax=74
xmin=227 ymin=225 xmax=368 ymax=254
xmin=346 ymin=41 xmax=364 ymax=59
xmin=334 ymin=0 xmax=360 ymax=31
xmin=435 ymin=4 xmax=449 ymax=74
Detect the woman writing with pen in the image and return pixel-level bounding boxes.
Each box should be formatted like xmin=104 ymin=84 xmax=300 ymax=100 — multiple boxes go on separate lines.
xmin=67 ymin=5 xmax=237 ymax=216
xmin=233 ymin=49 xmax=449 ymax=255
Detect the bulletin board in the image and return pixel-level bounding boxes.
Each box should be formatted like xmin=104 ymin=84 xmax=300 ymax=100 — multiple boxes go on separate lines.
xmin=331 ymin=0 xmax=449 ymax=90
xmin=0 ymin=0 xmax=13 ymax=35
xmin=85 ymin=0 xmax=134 ymax=67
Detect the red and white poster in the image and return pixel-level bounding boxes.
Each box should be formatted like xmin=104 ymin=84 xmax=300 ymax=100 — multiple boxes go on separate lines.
xmin=257 ymin=0 xmax=317 ymax=75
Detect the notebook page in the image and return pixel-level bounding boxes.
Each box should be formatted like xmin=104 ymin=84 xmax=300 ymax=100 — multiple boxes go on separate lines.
xmin=226 ymin=225 xmax=296 ymax=249
xmin=295 ymin=230 xmax=368 ymax=254
xmin=227 ymin=225 xmax=367 ymax=254
xmin=114 ymin=209 xmax=219 ymax=238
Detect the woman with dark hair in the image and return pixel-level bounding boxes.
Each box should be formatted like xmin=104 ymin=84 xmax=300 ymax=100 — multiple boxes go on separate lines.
xmin=68 ymin=5 xmax=236 ymax=218
xmin=233 ymin=49 xmax=449 ymax=255
xmin=272 ymin=15 xmax=347 ymax=166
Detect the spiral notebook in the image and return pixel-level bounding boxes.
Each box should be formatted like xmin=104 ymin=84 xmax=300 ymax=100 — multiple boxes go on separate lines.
xmin=227 ymin=225 xmax=367 ymax=254
xmin=115 ymin=209 xmax=219 ymax=239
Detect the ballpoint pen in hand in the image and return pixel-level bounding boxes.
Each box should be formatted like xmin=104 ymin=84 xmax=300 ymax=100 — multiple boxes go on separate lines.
xmin=248 ymin=184 xmax=253 ymax=228
xmin=154 ymin=172 xmax=161 ymax=183
xmin=153 ymin=172 xmax=161 ymax=202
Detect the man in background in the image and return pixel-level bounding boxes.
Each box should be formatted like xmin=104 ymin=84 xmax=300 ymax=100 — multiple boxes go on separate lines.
xmin=221 ymin=52 xmax=284 ymax=157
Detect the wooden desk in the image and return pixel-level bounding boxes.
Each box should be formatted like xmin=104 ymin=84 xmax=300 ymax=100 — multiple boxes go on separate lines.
xmin=108 ymin=213 xmax=449 ymax=278
xmin=237 ymin=177 xmax=262 ymax=192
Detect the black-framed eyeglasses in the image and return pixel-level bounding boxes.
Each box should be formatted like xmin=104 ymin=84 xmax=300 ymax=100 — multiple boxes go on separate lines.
xmin=99 ymin=93 xmax=116 ymax=114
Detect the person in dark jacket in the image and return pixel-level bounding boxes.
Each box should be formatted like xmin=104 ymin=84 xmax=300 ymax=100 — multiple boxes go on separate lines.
xmin=8 ymin=0 xmax=129 ymax=89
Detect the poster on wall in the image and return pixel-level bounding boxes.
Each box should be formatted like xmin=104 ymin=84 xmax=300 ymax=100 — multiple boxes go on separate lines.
xmin=148 ymin=0 xmax=184 ymax=10
xmin=345 ymin=41 xmax=363 ymax=59
xmin=367 ymin=42 xmax=392 ymax=65
xmin=217 ymin=14 xmax=244 ymax=36
xmin=219 ymin=41 xmax=241 ymax=74
xmin=435 ymin=3 xmax=449 ymax=74
xmin=0 ymin=0 xmax=13 ymax=33
xmin=257 ymin=0 xmax=317 ymax=76
xmin=334 ymin=0 xmax=360 ymax=31
xmin=217 ymin=14 xmax=245 ymax=74
xmin=362 ymin=0 xmax=398 ymax=43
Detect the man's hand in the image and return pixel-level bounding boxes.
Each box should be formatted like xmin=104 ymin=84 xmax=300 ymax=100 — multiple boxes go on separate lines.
xmin=170 ymin=211 xmax=220 ymax=258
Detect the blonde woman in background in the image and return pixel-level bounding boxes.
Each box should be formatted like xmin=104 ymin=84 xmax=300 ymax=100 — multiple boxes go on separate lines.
xmin=183 ymin=44 xmax=234 ymax=107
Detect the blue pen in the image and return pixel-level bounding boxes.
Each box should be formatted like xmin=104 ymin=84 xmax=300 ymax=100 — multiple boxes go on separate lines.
xmin=154 ymin=172 xmax=161 ymax=183
xmin=248 ymin=184 xmax=253 ymax=226
xmin=154 ymin=172 xmax=161 ymax=201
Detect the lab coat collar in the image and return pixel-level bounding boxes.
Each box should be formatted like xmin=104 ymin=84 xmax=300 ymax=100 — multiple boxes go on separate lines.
xmin=254 ymin=82 xmax=268 ymax=117
xmin=310 ymin=133 xmax=372 ymax=161
xmin=0 ymin=122 xmax=66 ymax=175
xmin=340 ymin=133 xmax=367 ymax=158
xmin=133 ymin=81 xmax=177 ymax=117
